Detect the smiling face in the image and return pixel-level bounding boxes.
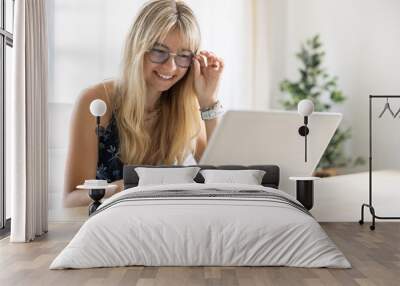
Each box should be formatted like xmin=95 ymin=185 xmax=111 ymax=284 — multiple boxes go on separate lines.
xmin=143 ymin=29 xmax=193 ymax=97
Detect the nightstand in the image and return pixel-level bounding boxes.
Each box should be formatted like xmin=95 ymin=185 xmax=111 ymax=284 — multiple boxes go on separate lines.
xmin=289 ymin=177 xmax=320 ymax=210
xmin=77 ymin=184 xmax=117 ymax=215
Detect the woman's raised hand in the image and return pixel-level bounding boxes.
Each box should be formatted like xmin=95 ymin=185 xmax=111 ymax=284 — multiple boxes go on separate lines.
xmin=192 ymin=50 xmax=224 ymax=109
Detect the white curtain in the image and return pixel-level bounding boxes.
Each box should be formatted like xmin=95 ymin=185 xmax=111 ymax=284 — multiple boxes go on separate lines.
xmin=188 ymin=0 xmax=271 ymax=110
xmin=252 ymin=0 xmax=271 ymax=109
xmin=10 ymin=0 xmax=49 ymax=242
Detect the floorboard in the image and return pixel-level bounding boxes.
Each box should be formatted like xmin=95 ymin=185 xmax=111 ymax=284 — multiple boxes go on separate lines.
xmin=0 ymin=222 xmax=399 ymax=286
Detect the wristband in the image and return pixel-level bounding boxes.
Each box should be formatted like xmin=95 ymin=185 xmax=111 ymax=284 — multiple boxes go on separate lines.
xmin=200 ymin=100 xmax=224 ymax=120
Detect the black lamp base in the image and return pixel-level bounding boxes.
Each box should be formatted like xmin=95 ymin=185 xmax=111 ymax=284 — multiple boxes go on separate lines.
xmin=296 ymin=180 xmax=314 ymax=210
xmin=88 ymin=188 xmax=106 ymax=215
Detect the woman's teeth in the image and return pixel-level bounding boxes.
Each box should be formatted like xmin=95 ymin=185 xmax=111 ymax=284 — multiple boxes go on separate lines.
xmin=155 ymin=71 xmax=174 ymax=80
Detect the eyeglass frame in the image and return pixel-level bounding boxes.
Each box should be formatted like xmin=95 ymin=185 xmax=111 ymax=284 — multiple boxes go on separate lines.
xmin=146 ymin=47 xmax=195 ymax=68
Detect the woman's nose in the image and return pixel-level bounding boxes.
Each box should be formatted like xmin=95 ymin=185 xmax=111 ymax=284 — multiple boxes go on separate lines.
xmin=162 ymin=55 xmax=177 ymax=71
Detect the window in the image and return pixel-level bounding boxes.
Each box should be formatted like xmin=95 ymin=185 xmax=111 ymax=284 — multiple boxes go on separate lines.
xmin=0 ymin=0 xmax=14 ymax=236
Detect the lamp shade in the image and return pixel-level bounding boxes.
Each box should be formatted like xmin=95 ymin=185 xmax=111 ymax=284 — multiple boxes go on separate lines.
xmin=298 ymin=99 xmax=314 ymax=116
xmin=89 ymin=99 xmax=107 ymax=117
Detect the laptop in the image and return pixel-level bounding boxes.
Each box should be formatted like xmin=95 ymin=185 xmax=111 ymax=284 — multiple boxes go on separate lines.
xmin=199 ymin=110 xmax=342 ymax=191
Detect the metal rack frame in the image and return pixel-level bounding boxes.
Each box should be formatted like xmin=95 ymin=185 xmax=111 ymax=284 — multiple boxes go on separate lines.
xmin=359 ymin=95 xmax=400 ymax=230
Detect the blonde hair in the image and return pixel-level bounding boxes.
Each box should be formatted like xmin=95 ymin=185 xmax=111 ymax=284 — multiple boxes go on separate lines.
xmin=113 ymin=0 xmax=201 ymax=165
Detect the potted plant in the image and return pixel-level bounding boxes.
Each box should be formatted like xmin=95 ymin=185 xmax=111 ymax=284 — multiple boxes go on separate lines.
xmin=279 ymin=35 xmax=365 ymax=177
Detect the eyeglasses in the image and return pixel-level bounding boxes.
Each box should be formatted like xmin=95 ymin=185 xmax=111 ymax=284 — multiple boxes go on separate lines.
xmin=147 ymin=48 xmax=194 ymax=68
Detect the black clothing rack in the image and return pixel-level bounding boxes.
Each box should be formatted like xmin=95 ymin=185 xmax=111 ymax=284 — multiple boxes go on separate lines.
xmin=359 ymin=95 xmax=400 ymax=230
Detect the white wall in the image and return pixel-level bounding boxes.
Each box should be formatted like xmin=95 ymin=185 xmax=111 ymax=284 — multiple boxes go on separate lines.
xmin=267 ymin=0 xmax=400 ymax=173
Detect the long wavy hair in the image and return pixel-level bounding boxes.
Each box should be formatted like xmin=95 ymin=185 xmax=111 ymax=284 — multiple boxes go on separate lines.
xmin=113 ymin=0 xmax=202 ymax=165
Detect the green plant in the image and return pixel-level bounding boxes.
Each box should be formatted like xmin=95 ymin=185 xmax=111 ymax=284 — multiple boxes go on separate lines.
xmin=279 ymin=34 xmax=365 ymax=171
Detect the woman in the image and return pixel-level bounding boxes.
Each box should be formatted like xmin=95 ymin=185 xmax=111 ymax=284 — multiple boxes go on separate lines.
xmin=63 ymin=0 xmax=224 ymax=207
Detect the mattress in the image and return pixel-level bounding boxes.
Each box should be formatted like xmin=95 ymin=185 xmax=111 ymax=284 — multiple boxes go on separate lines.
xmin=50 ymin=183 xmax=351 ymax=269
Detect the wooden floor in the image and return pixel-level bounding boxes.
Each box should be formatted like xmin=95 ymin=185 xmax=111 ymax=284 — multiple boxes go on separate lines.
xmin=0 ymin=222 xmax=399 ymax=286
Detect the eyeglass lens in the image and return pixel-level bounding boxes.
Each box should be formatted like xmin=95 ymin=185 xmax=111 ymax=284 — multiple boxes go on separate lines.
xmin=149 ymin=49 xmax=193 ymax=68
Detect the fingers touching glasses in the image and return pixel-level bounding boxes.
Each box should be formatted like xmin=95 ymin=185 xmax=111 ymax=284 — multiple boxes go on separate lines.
xmin=195 ymin=51 xmax=224 ymax=71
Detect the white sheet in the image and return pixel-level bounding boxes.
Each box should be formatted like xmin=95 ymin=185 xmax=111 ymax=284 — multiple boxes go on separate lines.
xmin=50 ymin=183 xmax=351 ymax=269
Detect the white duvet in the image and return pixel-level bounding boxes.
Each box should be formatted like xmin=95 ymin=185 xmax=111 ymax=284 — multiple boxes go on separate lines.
xmin=50 ymin=183 xmax=351 ymax=269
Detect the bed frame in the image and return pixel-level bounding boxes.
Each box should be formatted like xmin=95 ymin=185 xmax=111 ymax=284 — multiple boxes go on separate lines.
xmin=88 ymin=165 xmax=280 ymax=215
xmin=123 ymin=165 xmax=280 ymax=189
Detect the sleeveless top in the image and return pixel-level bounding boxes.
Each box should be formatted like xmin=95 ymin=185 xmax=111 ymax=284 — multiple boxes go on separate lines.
xmin=95 ymin=113 xmax=197 ymax=182
xmin=96 ymin=114 xmax=124 ymax=182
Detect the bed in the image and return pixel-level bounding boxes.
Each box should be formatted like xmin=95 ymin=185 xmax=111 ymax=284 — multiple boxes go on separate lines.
xmin=50 ymin=165 xmax=351 ymax=269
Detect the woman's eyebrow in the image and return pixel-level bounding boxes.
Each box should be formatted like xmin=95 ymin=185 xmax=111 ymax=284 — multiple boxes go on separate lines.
xmin=154 ymin=42 xmax=192 ymax=53
xmin=154 ymin=43 xmax=170 ymax=50
xmin=180 ymin=48 xmax=193 ymax=53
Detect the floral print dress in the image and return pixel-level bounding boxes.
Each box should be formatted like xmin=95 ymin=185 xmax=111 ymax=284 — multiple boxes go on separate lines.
xmin=96 ymin=114 xmax=123 ymax=183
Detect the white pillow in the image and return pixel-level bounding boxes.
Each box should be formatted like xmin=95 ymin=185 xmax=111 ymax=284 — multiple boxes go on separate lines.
xmin=135 ymin=167 xmax=201 ymax=186
xmin=200 ymin=169 xmax=266 ymax=185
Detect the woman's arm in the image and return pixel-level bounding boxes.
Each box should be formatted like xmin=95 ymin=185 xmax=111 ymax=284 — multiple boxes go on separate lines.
xmin=192 ymin=49 xmax=224 ymax=161
xmin=63 ymin=85 xmax=123 ymax=208
xmin=194 ymin=116 xmax=220 ymax=162
xmin=203 ymin=116 xmax=220 ymax=144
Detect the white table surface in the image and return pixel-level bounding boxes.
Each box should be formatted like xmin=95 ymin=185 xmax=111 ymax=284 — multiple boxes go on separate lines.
xmin=76 ymin=184 xmax=117 ymax=190
xmin=289 ymin=176 xmax=320 ymax=181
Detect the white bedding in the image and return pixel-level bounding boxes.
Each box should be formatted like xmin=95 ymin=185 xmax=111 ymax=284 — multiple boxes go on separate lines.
xmin=50 ymin=183 xmax=351 ymax=269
